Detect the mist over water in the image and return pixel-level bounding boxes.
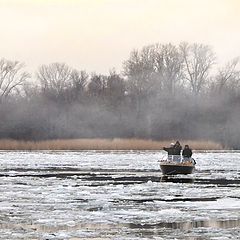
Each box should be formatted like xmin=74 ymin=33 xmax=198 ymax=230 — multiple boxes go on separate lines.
xmin=0 ymin=43 xmax=240 ymax=148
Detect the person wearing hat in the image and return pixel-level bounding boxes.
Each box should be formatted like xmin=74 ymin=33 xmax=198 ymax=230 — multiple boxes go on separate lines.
xmin=173 ymin=141 xmax=182 ymax=155
xmin=163 ymin=143 xmax=175 ymax=160
xmin=172 ymin=141 xmax=182 ymax=162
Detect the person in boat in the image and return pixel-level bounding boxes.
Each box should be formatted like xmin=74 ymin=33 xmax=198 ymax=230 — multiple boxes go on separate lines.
xmin=163 ymin=143 xmax=175 ymax=160
xmin=163 ymin=143 xmax=174 ymax=160
xmin=182 ymin=145 xmax=192 ymax=158
xmin=182 ymin=144 xmax=193 ymax=162
xmin=163 ymin=141 xmax=182 ymax=162
xmin=173 ymin=141 xmax=182 ymax=155
xmin=172 ymin=141 xmax=182 ymax=162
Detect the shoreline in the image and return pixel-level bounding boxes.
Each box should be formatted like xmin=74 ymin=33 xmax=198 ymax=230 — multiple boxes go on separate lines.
xmin=0 ymin=138 xmax=223 ymax=151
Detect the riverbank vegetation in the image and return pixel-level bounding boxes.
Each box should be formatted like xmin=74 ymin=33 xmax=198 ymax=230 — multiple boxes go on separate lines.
xmin=0 ymin=139 xmax=222 ymax=150
xmin=0 ymin=42 xmax=240 ymax=148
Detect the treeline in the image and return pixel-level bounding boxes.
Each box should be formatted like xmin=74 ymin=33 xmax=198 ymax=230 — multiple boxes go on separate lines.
xmin=0 ymin=42 xmax=240 ymax=148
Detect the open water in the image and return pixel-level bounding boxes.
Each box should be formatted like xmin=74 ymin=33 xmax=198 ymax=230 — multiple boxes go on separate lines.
xmin=0 ymin=150 xmax=239 ymax=239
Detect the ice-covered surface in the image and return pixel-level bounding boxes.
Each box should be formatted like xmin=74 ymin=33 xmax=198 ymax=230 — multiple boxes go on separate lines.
xmin=0 ymin=150 xmax=239 ymax=239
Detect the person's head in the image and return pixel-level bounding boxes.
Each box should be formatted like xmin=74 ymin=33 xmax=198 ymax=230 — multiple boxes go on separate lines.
xmin=184 ymin=145 xmax=189 ymax=149
xmin=175 ymin=141 xmax=180 ymax=146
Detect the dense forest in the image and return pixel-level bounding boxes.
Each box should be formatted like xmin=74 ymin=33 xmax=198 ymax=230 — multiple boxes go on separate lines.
xmin=0 ymin=42 xmax=240 ymax=148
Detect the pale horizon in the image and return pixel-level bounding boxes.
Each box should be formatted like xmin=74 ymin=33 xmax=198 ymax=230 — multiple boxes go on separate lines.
xmin=0 ymin=0 xmax=240 ymax=74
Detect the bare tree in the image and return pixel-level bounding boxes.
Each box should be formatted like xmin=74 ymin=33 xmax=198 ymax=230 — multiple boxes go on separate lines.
xmin=124 ymin=44 xmax=184 ymax=97
xmin=123 ymin=46 xmax=157 ymax=137
xmin=70 ymin=70 xmax=88 ymax=101
xmin=37 ymin=63 xmax=73 ymax=99
xmin=153 ymin=43 xmax=183 ymax=94
xmin=71 ymin=70 xmax=88 ymax=92
xmin=180 ymin=42 xmax=215 ymax=94
xmin=0 ymin=58 xmax=30 ymax=102
xmin=87 ymin=74 xmax=107 ymax=98
xmin=22 ymin=81 xmax=40 ymax=101
xmin=123 ymin=46 xmax=155 ymax=98
xmin=106 ymin=70 xmax=125 ymax=107
xmin=215 ymin=58 xmax=240 ymax=93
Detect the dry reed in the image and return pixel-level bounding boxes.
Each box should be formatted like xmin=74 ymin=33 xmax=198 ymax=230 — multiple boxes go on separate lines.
xmin=0 ymin=138 xmax=223 ymax=150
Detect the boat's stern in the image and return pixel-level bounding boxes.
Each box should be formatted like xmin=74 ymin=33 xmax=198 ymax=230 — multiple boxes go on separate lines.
xmin=160 ymin=161 xmax=195 ymax=175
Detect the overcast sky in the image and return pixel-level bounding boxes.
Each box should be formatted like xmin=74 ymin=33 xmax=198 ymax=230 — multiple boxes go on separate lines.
xmin=0 ymin=0 xmax=240 ymax=74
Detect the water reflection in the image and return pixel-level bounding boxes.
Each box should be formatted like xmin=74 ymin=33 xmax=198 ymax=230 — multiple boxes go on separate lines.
xmin=160 ymin=175 xmax=240 ymax=186
xmin=160 ymin=176 xmax=194 ymax=183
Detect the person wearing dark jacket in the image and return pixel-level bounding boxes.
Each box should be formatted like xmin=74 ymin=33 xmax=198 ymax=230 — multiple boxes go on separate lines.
xmin=173 ymin=141 xmax=182 ymax=155
xmin=182 ymin=145 xmax=192 ymax=158
xmin=171 ymin=141 xmax=182 ymax=162
xmin=163 ymin=143 xmax=175 ymax=160
xmin=164 ymin=142 xmax=182 ymax=162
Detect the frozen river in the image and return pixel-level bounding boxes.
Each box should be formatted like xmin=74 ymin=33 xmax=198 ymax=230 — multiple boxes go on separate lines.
xmin=0 ymin=150 xmax=239 ymax=239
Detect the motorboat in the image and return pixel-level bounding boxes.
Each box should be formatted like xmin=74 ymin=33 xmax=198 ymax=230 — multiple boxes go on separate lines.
xmin=160 ymin=156 xmax=195 ymax=175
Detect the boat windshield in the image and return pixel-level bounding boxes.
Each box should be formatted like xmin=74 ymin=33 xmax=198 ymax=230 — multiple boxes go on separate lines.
xmin=165 ymin=155 xmax=195 ymax=164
